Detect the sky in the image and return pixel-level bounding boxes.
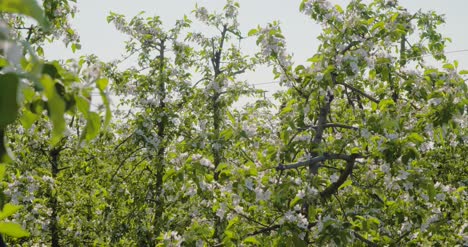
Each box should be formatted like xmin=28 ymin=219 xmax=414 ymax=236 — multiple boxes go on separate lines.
xmin=43 ymin=0 xmax=468 ymax=98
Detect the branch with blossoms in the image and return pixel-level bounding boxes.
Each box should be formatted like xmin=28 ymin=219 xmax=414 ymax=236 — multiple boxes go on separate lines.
xmin=336 ymin=81 xmax=380 ymax=104
xmin=276 ymin=153 xmax=362 ymax=171
xmin=276 ymin=153 xmax=363 ymax=200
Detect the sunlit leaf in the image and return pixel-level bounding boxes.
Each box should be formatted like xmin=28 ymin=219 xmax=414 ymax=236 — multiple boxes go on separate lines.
xmin=0 ymin=222 xmax=30 ymax=238
xmin=0 ymin=203 xmax=22 ymax=220
xmin=83 ymin=112 xmax=101 ymax=141
xmin=0 ymin=73 xmax=19 ymax=129
xmin=338 ymin=180 xmax=352 ymax=190
xmin=40 ymin=75 xmax=66 ymax=145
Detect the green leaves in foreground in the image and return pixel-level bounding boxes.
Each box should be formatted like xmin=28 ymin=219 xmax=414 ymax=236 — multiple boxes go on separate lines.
xmin=0 ymin=0 xmax=49 ymax=29
xmin=0 ymin=165 xmax=29 ymax=238
xmin=96 ymin=78 xmax=111 ymax=128
xmin=0 ymin=73 xmax=19 ymax=129
xmin=0 ymin=222 xmax=30 ymax=238
xmin=0 ymin=73 xmax=19 ymax=162
xmin=40 ymin=75 xmax=66 ymax=145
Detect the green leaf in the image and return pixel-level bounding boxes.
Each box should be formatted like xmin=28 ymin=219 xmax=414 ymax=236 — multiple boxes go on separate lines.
xmin=226 ymin=216 xmax=239 ymax=230
xmin=220 ymin=128 xmax=233 ymax=140
xmin=96 ymin=78 xmax=109 ymax=91
xmin=163 ymin=168 xmax=176 ymax=182
xmin=0 ymin=0 xmax=49 ymax=29
xmin=95 ymin=78 xmax=111 ymax=128
xmin=22 ymin=86 xmax=35 ymax=102
xmin=42 ymin=63 xmax=61 ymax=80
xmin=459 ymin=70 xmax=468 ymax=75
xmin=371 ymin=21 xmax=385 ymax=33
xmin=0 ymin=203 xmax=22 ymax=220
xmin=0 ymin=73 xmax=19 ymax=129
xmin=0 ymin=130 xmax=13 ymax=163
xmin=19 ymin=110 xmax=38 ymax=130
xmin=334 ymin=4 xmax=344 ymax=14
xmin=83 ymin=112 xmax=101 ymax=141
xmin=243 ymin=236 xmax=260 ymax=245
xmin=280 ymin=104 xmax=293 ymax=115
xmin=247 ymin=29 xmax=258 ymax=36
xmin=99 ymin=91 xmax=111 ymax=128
xmin=442 ymin=63 xmax=454 ymax=70
xmin=0 ymin=222 xmax=30 ymax=238
xmin=76 ymin=95 xmax=90 ymax=118
xmin=390 ymin=13 xmax=399 ymax=22
xmin=338 ymin=180 xmax=352 ymax=190
xmin=0 ymin=164 xmax=5 ymax=181
xmin=224 ymin=230 xmax=235 ymax=240
xmin=368 ymin=216 xmax=381 ymax=226
xmin=289 ymin=196 xmax=301 ymax=208
xmin=408 ymin=133 xmax=424 ymax=144
xmin=227 ymin=111 xmax=235 ymax=125
xmin=40 ymin=75 xmax=66 ymax=145
xmin=351 ymin=147 xmax=360 ymax=154
xmin=378 ymin=99 xmax=395 ymax=111
xmin=323 ymin=65 xmax=335 ymax=75
xmin=71 ymin=43 xmax=81 ymax=53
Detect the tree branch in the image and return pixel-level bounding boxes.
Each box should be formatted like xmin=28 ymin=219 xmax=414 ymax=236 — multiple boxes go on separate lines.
xmin=320 ymin=157 xmax=356 ymax=200
xmin=276 ymin=153 xmax=361 ymax=171
xmin=353 ymin=231 xmax=378 ymax=247
xmin=246 ymin=225 xmax=280 ymax=237
xmin=300 ymin=123 xmax=358 ymax=131
xmin=336 ymin=81 xmax=380 ymax=104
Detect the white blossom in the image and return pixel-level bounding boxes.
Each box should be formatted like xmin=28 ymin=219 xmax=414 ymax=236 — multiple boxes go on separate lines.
xmin=330 ymin=173 xmax=339 ymax=183
xmin=296 ymin=189 xmax=305 ymax=199
xmin=435 ymin=193 xmax=446 ymax=202
xmin=199 ymin=158 xmax=214 ymax=169
xmin=255 ymin=187 xmax=271 ymax=202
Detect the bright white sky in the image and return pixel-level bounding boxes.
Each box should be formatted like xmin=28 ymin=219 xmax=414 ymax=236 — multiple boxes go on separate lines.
xmin=44 ymin=0 xmax=468 ymax=96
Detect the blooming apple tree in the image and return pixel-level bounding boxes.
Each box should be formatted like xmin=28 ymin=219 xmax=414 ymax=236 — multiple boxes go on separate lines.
xmin=247 ymin=0 xmax=467 ymax=245
xmin=0 ymin=0 xmax=466 ymax=246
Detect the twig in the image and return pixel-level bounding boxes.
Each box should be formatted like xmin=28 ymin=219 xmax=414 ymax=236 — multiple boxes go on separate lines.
xmin=276 ymin=153 xmax=362 ymax=171
xmin=353 ymin=231 xmax=378 ymax=247
xmin=246 ymin=225 xmax=280 ymax=237
xmin=320 ymin=158 xmax=355 ymax=200
xmin=336 ymin=81 xmax=380 ymax=104
xmin=300 ymin=123 xmax=358 ymax=131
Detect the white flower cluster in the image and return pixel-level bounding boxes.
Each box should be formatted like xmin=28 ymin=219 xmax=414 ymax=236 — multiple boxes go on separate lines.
xmin=242 ymin=122 xmax=257 ymax=138
xmin=194 ymin=1 xmax=239 ymax=29
xmin=191 ymin=154 xmax=215 ymax=169
xmin=224 ymin=1 xmax=239 ymax=19
xmin=4 ymin=172 xmax=54 ymax=238
xmin=41 ymin=1 xmax=80 ymax=45
xmin=135 ymin=129 xmax=161 ymax=150
xmin=302 ymin=0 xmax=343 ymax=25
xmin=254 ymin=186 xmax=271 ymax=202
xmin=194 ymin=7 xmax=209 ymax=23
xmin=279 ymin=210 xmax=309 ymax=230
xmin=162 ymin=231 xmax=183 ymax=246
xmin=4 ymin=174 xmax=38 ymax=204
xmin=111 ymin=15 xmax=132 ymax=35
xmin=257 ymin=24 xmax=292 ymax=68
xmin=85 ymin=63 xmax=101 ymax=82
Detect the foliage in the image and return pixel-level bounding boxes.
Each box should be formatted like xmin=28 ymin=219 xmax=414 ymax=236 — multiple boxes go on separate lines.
xmin=0 ymin=0 xmax=109 ymax=245
xmin=0 ymin=0 xmax=467 ymax=246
